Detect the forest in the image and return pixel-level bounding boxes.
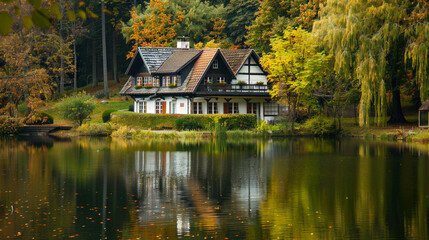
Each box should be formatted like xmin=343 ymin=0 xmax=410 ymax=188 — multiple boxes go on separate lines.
xmin=0 ymin=0 xmax=428 ymax=127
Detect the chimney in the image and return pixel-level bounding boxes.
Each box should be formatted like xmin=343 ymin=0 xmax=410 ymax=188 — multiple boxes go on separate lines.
xmin=177 ymin=36 xmax=190 ymax=49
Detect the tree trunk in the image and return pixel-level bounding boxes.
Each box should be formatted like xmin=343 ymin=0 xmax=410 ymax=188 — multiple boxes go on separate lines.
xmin=388 ymin=86 xmax=407 ymax=124
xmin=59 ymin=19 xmax=64 ymax=94
xmin=101 ymin=0 xmax=109 ymax=99
xmin=388 ymin=75 xmax=407 ymax=124
xmin=112 ymin=32 xmax=119 ymax=83
xmin=73 ymin=40 xmax=77 ymax=91
xmin=92 ymin=39 xmax=97 ymax=87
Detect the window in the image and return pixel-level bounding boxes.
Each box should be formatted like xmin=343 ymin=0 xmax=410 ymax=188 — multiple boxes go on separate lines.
xmin=217 ymin=76 xmax=225 ymax=83
xmin=213 ymin=60 xmax=218 ymax=69
xmin=205 ymin=77 xmax=213 ymax=84
xmin=136 ymin=77 xmax=142 ymax=85
xmin=208 ymin=102 xmax=218 ymax=114
xmin=172 ymin=76 xmax=177 ymax=85
xmin=247 ymin=103 xmax=259 ymax=114
xmin=193 ymin=102 xmax=203 ymax=114
xmin=228 ymin=102 xmax=239 ymax=114
xmin=156 ymin=101 xmax=164 ymax=114
xmin=138 ymin=101 xmax=147 ymax=113
xmin=170 ymin=102 xmax=176 ymax=114
xmin=177 ymin=75 xmax=181 ymax=85
xmin=143 ymin=77 xmax=147 ymax=85
xmin=264 ymin=102 xmax=279 ymax=116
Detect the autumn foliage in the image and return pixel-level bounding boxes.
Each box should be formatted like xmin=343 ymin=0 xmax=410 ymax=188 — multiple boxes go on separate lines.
xmin=125 ymin=0 xmax=183 ymax=59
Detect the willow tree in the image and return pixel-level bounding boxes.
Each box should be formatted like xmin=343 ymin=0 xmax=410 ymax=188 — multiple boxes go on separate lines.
xmin=313 ymin=0 xmax=429 ymax=127
xmin=406 ymin=0 xmax=429 ymax=102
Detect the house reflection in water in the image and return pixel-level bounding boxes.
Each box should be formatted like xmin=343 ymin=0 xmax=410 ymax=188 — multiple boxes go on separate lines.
xmin=134 ymin=151 xmax=192 ymax=235
xmin=131 ymin=146 xmax=271 ymax=235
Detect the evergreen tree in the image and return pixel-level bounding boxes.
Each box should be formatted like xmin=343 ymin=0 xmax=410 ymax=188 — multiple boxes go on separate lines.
xmin=225 ymin=0 xmax=259 ymax=46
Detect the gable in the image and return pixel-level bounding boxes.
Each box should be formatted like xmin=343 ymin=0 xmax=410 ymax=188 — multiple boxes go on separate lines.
xmin=125 ymin=51 xmax=149 ymax=76
xmin=237 ymin=55 xmax=264 ymax=74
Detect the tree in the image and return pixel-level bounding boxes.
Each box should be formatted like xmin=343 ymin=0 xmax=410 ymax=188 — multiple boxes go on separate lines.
xmin=122 ymin=0 xmax=183 ymax=59
xmin=405 ymin=0 xmax=429 ymax=102
xmin=225 ymin=0 xmax=259 ymax=46
xmin=55 ymin=91 xmax=96 ymax=125
xmin=313 ymin=0 xmax=428 ymax=126
xmin=246 ymin=0 xmax=325 ymax=54
xmin=101 ymin=0 xmax=109 ymax=98
xmin=260 ymin=27 xmax=332 ymax=132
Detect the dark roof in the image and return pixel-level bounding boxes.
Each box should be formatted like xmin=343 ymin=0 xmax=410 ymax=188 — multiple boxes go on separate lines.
xmin=120 ymin=48 xmax=260 ymax=96
xmin=138 ymin=47 xmax=177 ymax=73
xmin=220 ymin=49 xmax=252 ymax=74
xmin=156 ymin=50 xmax=202 ymax=74
xmin=419 ymin=99 xmax=429 ymax=111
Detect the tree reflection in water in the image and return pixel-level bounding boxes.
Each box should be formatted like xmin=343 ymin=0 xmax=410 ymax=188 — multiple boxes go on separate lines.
xmin=0 ymin=137 xmax=428 ymax=239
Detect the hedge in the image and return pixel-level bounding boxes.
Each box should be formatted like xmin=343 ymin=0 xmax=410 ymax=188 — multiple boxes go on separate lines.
xmin=110 ymin=112 xmax=257 ymax=130
xmin=102 ymin=109 xmax=117 ymax=123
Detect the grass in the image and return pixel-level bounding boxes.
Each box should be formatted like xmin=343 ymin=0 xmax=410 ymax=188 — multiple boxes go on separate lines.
xmin=41 ymin=79 xmax=133 ymax=125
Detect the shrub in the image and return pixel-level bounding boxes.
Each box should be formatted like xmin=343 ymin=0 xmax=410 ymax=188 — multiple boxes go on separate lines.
xmin=77 ymin=123 xmax=109 ymax=136
xmin=302 ymin=116 xmax=337 ymax=136
xmin=111 ymin=126 xmax=135 ymax=137
xmin=128 ymin=104 xmax=134 ymax=111
xmin=23 ymin=112 xmax=54 ymax=125
xmin=134 ymin=85 xmax=143 ymax=90
xmin=237 ymin=81 xmax=247 ymax=85
xmin=55 ymin=91 xmax=96 ymax=126
xmin=176 ymin=118 xmax=202 ymax=130
xmin=0 ymin=117 xmax=22 ymax=135
xmin=102 ymin=109 xmax=117 ymax=123
xmin=255 ymin=81 xmax=264 ymax=85
xmin=110 ymin=112 xmax=257 ymax=131
xmin=94 ymin=90 xmax=105 ymax=99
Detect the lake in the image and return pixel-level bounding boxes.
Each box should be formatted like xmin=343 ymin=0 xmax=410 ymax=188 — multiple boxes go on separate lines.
xmin=0 ymin=136 xmax=428 ymax=239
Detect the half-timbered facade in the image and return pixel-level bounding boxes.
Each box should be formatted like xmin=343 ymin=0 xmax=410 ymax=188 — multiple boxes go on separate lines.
xmin=120 ymin=47 xmax=283 ymax=121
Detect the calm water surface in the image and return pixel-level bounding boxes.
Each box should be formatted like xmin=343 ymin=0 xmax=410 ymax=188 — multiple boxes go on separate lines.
xmin=0 ymin=137 xmax=429 ymax=239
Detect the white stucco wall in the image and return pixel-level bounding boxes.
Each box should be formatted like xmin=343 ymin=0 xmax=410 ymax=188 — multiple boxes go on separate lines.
xmin=133 ymin=97 xmax=276 ymax=122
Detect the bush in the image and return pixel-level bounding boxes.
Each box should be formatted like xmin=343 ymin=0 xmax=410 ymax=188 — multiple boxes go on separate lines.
xmin=110 ymin=112 xmax=257 ymax=131
xmin=94 ymin=90 xmax=105 ymax=99
xmin=302 ymin=116 xmax=337 ymax=136
xmin=23 ymin=112 xmax=54 ymax=125
xmin=55 ymin=91 xmax=96 ymax=126
xmin=77 ymin=123 xmax=109 ymax=136
xmin=102 ymin=109 xmax=117 ymax=123
xmin=0 ymin=117 xmax=22 ymax=135
xmin=237 ymin=81 xmax=247 ymax=85
xmin=128 ymin=104 xmax=134 ymax=111
xmin=176 ymin=118 xmax=202 ymax=130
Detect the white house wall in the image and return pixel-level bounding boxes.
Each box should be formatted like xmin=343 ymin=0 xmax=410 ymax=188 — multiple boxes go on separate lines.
xmin=233 ymin=55 xmax=267 ymax=84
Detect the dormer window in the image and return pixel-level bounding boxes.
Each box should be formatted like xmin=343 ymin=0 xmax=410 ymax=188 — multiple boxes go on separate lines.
xmin=136 ymin=77 xmax=142 ymax=85
xmin=213 ymin=60 xmax=218 ymax=69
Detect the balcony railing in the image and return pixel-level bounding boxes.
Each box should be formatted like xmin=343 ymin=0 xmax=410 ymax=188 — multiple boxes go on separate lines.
xmin=196 ymin=84 xmax=271 ymax=95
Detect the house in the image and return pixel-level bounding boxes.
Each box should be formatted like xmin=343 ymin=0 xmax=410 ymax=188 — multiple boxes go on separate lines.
xmin=120 ymin=42 xmax=283 ymax=121
xmin=419 ymin=99 xmax=429 ymax=128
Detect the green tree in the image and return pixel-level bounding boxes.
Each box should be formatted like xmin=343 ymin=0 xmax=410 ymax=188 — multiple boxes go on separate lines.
xmin=260 ymin=27 xmax=332 ymax=132
xmin=56 ymin=91 xmax=96 ymax=125
xmin=313 ymin=0 xmax=428 ymax=126
xmin=246 ymin=0 xmax=325 ymax=54
xmin=225 ymin=0 xmax=259 ymax=46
